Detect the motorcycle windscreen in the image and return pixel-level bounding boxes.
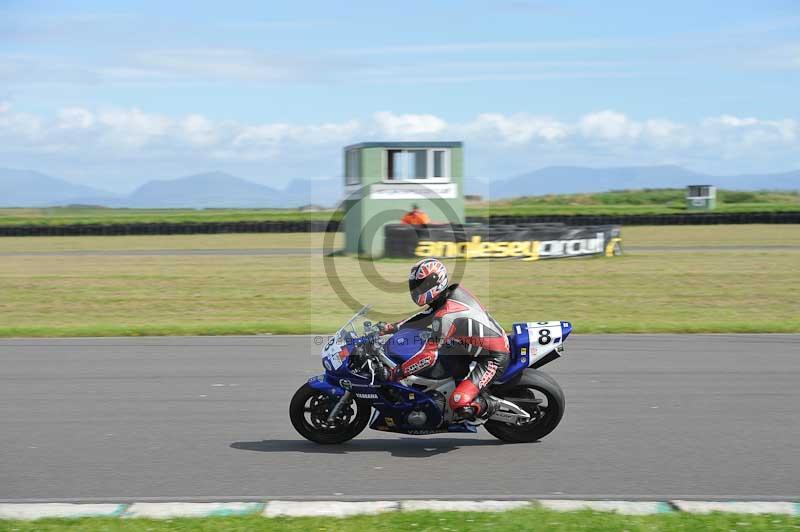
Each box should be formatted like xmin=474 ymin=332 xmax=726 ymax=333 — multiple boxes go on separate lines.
xmin=321 ymin=335 xmax=350 ymax=371
xmin=385 ymin=327 xmax=428 ymax=363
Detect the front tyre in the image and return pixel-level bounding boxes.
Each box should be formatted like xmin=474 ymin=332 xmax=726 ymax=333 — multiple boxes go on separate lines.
xmin=289 ymin=383 xmax=371 ymax=444
xmin=485 ymin=369 xmax=565 ymax=443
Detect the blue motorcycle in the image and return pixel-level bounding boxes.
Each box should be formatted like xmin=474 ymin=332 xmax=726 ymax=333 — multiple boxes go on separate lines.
xmin=290 ymin=305 xmax=569 ymax=444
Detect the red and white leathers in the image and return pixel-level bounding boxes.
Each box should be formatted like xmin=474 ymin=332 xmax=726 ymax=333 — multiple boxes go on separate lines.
xmin=385 ymin=284 xmax=510 ymax=418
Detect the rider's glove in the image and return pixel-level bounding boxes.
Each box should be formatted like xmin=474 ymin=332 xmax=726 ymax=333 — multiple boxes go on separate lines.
xmin=376 ymin=322 xmax=397 ymax=335
xmin=373 ymin=362 xmax=393 ymax=382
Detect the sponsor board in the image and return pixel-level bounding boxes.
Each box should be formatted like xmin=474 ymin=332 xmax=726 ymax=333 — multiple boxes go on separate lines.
xmin=385 ymin=223 xmax=622 ymax=261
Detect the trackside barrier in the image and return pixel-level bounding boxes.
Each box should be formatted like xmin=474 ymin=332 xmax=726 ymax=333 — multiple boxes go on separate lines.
xmin=466 ymin=211 xmax=800 ymax=226
xmin=0 ymin=220 xmax=340 ymax=237
xmin=0 ymin=211 xmax=798 ymax=237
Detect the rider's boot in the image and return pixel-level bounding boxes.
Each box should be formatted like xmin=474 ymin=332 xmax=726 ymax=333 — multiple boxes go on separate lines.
xmin=450 ymin=381 xmax=499 ymax=421
xmin=454 ymin=393 xmax=500 ymax=421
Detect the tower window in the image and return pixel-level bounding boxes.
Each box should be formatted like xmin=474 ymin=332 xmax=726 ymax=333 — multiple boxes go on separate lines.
xmin=386 ymin=148 xmax=450 ymax=180
xmin=345 ymin=149 xmax=360 ymax=185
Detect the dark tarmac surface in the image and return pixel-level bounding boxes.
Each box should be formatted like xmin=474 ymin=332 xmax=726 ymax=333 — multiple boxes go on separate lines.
xmin=1 ymin=334 xmax=798 ymax=502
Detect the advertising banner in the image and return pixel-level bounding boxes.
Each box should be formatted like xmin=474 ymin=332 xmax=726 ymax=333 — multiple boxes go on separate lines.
xmin=384 ymin=223 xmax=622 ymax=260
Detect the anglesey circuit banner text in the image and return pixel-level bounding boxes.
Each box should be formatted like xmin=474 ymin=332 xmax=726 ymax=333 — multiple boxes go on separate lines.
xmin=384 ymin=223 xmax=622 ymax=260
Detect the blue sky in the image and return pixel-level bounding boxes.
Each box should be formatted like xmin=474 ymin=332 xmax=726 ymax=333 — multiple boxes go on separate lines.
xmin=1 ymin=0 xmax=798 ymax=191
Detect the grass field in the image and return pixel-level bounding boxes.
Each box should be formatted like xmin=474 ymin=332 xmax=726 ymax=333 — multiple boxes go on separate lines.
xmin=467 ymin=188 xmax=800 ymax=217
xmin=1 ymin=189 xmax=798 ymax=226
xmin=0 ymin=225 xmax=797 ymax=337
xmin=0 ymin=508 xmax=797 ymax=532
xmin=0 ymin=232 xmax=336 ymax=253
xmin=0 ymin=206 xmax=338 ymax=226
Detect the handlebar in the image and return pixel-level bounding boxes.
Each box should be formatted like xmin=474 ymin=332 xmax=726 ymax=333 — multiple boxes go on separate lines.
xmin=342 ymin=323 xmax=395 ymax=383
xmin=344 ymin=331 xmax=379 ymax=348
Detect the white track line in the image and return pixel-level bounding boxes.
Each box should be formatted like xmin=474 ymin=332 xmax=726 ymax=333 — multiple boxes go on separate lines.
xmin=263 ymin=500 xmax=398 ymax=517
xmin=402 ymin=500 xmax=532 ymax=512
xmin=0 ymin=503 xmax=125 ymax=520
xmin=671 ymin=501 xmax=798 ymax=515
xmin=123 ymin=502 xmax=262 ymax=519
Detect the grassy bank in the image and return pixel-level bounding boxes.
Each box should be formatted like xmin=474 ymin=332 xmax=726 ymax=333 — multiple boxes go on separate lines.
xmin=0 ymin=226 xmax=797 ymax=337
xmin=0 ymin=206 xmax=337 ymax=226
xmin=467 ymin=188 xmax=800 ymax=217
xmin=1 ymin=507 xmax=798 ymax=532
xmin=1 ymin=189 xmax=798 ymax=226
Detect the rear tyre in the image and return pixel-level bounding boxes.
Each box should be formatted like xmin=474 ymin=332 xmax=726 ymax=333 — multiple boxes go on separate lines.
xmin=289 ymin=383 xmax=371 ymax=444
xmin=485 ymin=369 xmax=565 ymax=443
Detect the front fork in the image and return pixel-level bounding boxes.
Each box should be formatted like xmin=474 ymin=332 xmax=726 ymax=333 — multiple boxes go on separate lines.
xmin=307 ymin=375 xmax=352 ymax=423
xmin=326 ymin=390 xmax=353 ymax=423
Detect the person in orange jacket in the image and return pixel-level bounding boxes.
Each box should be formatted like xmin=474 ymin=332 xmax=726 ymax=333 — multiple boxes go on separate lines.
xmin=401 ymin=204 xmax=431 ymax=225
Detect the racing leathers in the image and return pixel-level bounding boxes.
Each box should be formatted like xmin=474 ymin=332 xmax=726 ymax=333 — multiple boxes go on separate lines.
xmin=383 ymin=284 xmax=510 ymax=418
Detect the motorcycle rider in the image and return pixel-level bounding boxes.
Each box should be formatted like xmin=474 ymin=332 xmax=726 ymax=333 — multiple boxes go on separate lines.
xmin=378 ymin=258 xmax=510 ymax=420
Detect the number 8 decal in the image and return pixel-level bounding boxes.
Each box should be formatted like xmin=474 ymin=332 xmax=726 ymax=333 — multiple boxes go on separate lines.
xmin=539 ymin=329 xmax=551 ymax=345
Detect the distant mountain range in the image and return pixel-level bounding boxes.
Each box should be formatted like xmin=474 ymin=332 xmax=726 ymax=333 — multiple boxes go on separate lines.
xmin=0 ymin=169 xmax=341 ymax=208
xmin=0 ymin=166 xmax=797 ymax=208
xmin=122 ymin=172 xmax=340 ymax=208
xmin=0 ymin=169 xmax=109 ymax=207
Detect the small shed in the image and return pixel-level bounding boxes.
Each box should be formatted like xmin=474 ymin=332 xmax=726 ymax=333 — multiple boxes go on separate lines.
xmin=686 ymin=184 xmax=717 ymax=211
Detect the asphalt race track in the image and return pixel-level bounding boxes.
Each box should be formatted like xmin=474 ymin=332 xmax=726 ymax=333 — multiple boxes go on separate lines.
xmin=1 ymin=334 xmax=798 ymax=502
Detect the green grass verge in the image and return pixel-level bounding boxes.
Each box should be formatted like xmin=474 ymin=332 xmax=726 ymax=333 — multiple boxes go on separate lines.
xmin=1 ymin=189 xmax=798 ymax=226
xmin=0 ymin=226 xmax=798 ymax=337
xmin=468 ymin=188 xmax=800 ymax=217
xmin=1 ymin=508 xmax=798 ymax=532
xmin=0 ymin=206 xmax=339 ymax=226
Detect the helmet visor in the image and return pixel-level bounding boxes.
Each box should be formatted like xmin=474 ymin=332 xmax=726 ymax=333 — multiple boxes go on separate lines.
xmin=409 ymin=274 xmax=439 ymax=303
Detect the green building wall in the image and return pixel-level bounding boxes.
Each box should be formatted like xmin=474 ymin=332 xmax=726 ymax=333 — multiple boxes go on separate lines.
xmin=342 ymin=142 xmax=465 ymax=257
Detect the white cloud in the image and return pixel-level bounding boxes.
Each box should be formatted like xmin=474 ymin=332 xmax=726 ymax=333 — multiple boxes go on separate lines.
xmin=0 ymin=106 xmax=797 ymax=177
xmin=338 ymin=39 xmax=617 ymax=56
xmin=0 ymin=104 xmax=43 ymax=141
xmin=373 ymin=111 xmax=447 ymax=137
xmin=57 ymin=107 xmax=95 ymax=129
xmin=578 ymin=110 xmax=642 ymax=141
xmin=741 ymin=43 xmax=800 ymax=70
xmin=92 ymin=108 xmax=171 ymax=151
xmin=181 ymin=114 xmax=217 ymax=146
xmin=0 ymin=47 xmax=633 ymax=88
xmin=131 ymin=49 xmax=311 ymax=83
xmin=465 ymin=113 xmax=569 ymax=144
xmin=699 ymin=115 xmax=797 ymax=153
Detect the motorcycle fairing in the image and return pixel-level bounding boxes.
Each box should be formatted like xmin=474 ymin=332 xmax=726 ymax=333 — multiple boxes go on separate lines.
xmin=311 ymin=371 xmax=450 ymax=433
xmin=369 ymin=401 xmax=445 ymax=433
xmin=384 ymin=327 xmax=428 ymax=363
xmin=306 ymin=374 xmax=346 ymax=397
xmin=497 ymin=321 xmax=571 ymax=383
xmin=370 ymin=409 xmax=476 ymax=434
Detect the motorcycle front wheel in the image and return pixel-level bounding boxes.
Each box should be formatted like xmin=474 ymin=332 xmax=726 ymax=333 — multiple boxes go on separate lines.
xmin=289 ymin=383 xmax=371 ymax=444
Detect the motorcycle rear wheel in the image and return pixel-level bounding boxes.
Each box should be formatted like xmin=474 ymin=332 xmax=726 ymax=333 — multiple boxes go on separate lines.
xmin=289 ymin=383 xmax=371 ymax=444
xmin=485 ymin=370 xmax=565 ymax=443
